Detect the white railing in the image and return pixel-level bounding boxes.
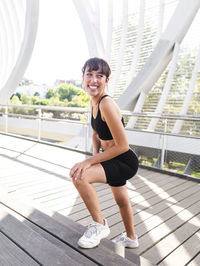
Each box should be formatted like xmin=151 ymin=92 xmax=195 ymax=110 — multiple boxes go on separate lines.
xmin=0 ymin=104 xmax=200 ymax=175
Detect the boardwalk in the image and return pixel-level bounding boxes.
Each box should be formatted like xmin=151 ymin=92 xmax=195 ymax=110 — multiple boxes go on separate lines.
xmin=0 ymin=134 xmax=200 ymax=265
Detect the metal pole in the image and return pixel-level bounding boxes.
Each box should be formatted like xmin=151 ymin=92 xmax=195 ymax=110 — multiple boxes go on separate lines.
xmin=37 ymin=108 xmax=41 ymax=141
xmin=160 ymin=119 xmax=167 ymax=168
xmin=5 ymin=106 xmax=8 ymax=133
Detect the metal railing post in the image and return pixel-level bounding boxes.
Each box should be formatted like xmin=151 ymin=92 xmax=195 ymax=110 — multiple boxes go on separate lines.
xmin=160 ymin=119 xmax=167 ymax=169
xmin=37 ymin=108 xmax=41 ymax=141
xmin=5 ymin=106 xmax=8 ymax=133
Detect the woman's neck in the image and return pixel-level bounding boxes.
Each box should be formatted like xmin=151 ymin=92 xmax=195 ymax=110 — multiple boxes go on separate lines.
xmin=92 ymin=93 xmax=106 ymax=106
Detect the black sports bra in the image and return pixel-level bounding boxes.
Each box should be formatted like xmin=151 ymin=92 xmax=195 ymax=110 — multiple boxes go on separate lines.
xmin=91 ymin=95 xmax=125 ymax=140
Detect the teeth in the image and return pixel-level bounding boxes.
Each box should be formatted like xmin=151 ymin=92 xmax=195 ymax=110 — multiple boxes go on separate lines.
xmin=89 ymin=86 xmax=97 ymax=89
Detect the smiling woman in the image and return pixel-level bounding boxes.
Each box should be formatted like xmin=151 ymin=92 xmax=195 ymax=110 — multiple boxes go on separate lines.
xmin=69 ymin=57 xmax=139 ymax=249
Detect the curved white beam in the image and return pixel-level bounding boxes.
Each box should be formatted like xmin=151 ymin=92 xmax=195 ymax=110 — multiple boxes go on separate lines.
xmin=117 ymin=0 xmax=200 ymax=110
xmin=72 ymin=0 xmax=105 ymax=58
xmin=105 ymin=0 xmax=113 ymax=62
xmin=110 ymin=0 xmax=128 ymax=96
xmin=0 ymin=0 xmax=39 ymax=104
xmin=172 ymin=44 xmax=200 ymax=133
xmin=148 ymin=42 xmax=180 ymax=131
xmin=127 ymin=0 xmax=145 ymax=86
xmin=1 ymin=1 xmax=15 ymax=81
xmin=157 ymin=0 xmax=165 ymax=39
xmin=0 ymin=2 xmax=9 ymax=86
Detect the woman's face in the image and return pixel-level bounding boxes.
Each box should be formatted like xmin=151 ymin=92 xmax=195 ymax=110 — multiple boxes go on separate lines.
xmin=82 ymin=66 xmax=109 ymax=97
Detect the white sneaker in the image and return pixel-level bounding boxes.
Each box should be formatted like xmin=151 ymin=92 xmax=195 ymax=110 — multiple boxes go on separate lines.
xmin=78 ymin=219 xmax=110 ymax=248
xmin=112 ymin=233 xmax=139 ymax=248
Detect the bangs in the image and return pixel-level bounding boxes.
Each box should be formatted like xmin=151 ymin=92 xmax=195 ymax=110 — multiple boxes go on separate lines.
xmin=82 ymin=57 xmax=111 ymax=78
xmin=86 ymin=62 xmax=103 ymax=73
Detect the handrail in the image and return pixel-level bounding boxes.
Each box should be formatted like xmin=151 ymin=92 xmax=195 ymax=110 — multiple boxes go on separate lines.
xmin=0 ymin=103 xmax=199 ymax=172
xmin=1 ymin=103 xmax=200 ymax=121
xmin=121 ymin=110 xmax=200 ymax=121
xmin=0 ymin=103 xmax=88 ymax=113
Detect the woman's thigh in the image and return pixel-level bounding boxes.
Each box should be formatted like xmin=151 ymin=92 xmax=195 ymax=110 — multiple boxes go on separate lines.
xmin=80 ymin=163 xmax=107 ymax=184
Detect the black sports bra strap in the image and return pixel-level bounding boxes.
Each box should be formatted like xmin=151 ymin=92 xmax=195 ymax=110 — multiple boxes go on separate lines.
xmin=98 ymin=95 xmax=110 ymax=105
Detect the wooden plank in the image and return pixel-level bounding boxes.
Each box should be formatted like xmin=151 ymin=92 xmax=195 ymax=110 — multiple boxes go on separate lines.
xmin=75 ymin=175 xmax=184 ymax=220
xmin=0 ymin=208 xmax=81 ymax=266
xmin=16 ymin=153 xmax=70 ymax=176
xmin=134 ymin=189 xmax=200 ymax=236
xmin=69 ymin=176 xmax=182 ymax=221
xmin=0 ymin=188 xmax=138 ymax=266
xmin=38 ymin=183 xmax=104 ymax=204
xmin=108 ymin=184 xmax=200 ymax=242
xmin=99 ymin=184 xmax=198 ymax=240
xmin=133 ymin=184 xmax=200 ymax=225
xmin=159 ymin=230 xmax=200 ymax=266
xmin=0 ymin=232 xmax=39 ymax=265
xmin=106 ymin=180 xmax=197 ymax=228
xmin=38 ymin=204 xmax=155 ymax=266
xmin=49 ymin=186 xmax=112 ymax=213
xmin=142 ymin=214 xmax=200 ymax=264
xmin=76 ymin=178 xmax=194 ymax=227
xmin=0 ymin=203 xmax=96 ymax=266
xmin=107 ymin=187 xmax=200 ymax=241
xmin=133 ymin=200 xmax=200 ymax=256
xmin=24 ymin=184 xmax=72 ymax=198
xmin=187 ymin=253 xmax=200 ymax=266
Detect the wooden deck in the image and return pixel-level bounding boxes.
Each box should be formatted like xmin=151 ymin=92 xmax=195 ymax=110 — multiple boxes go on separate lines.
xmin=0 ymin=134 xmax=200 ymax=265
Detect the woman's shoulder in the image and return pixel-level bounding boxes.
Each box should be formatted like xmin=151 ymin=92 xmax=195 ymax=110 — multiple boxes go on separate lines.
xmin=100 ymin=95 xmax=120 ymax=114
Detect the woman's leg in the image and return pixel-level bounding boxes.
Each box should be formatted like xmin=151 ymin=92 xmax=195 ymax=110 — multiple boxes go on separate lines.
xmin=72 ymin=163 xmax=106 ymax=225
xmin=110 ymin=185 xmax=136 ymax=239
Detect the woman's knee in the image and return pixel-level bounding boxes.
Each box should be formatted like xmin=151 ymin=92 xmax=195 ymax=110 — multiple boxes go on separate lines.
xmin=72 ymin=176 xmax=88 ymax=188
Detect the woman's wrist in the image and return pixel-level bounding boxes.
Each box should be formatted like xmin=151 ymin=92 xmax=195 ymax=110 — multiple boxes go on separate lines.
xmin=93 ymin=150 xmax=99 ymax=155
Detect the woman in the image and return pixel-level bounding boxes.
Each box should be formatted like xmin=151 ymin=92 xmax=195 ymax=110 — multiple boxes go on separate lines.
xmin=70 ymin=57 xmax=139 ymax=249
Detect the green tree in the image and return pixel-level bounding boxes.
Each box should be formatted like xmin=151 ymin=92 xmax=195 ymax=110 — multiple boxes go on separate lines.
xmin=57 ymin=83 xmax=79 ymax=101
xmin=9 ymin=95 xmax=21 ymax=105
xmin=10 ymin=92 xmax=21 ymax=100
xmin=21 ymin=94 xmax=32 ymax=105
xmin=34 ymin=92 xmax=40 ymax=97
xmin=45 ymin=88 xmax=56 ymax=99
xmin=31 ymin=96 xmax=48 ymax=106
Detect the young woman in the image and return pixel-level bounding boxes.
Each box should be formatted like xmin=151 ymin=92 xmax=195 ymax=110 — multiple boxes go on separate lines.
xmin=69 ymin=57 xmax=139 ymax=249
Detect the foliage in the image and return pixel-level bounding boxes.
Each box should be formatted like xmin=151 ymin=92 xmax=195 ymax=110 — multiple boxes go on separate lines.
xmin=8 ymin=83 xmax=90 ymax=119
xmin=34 ymin=92 xmax=40 ymax=97
xmin=57 ymin=83 xmax=79 ymax=101
xmin=45 ymin=88 xmax=56 ymax=99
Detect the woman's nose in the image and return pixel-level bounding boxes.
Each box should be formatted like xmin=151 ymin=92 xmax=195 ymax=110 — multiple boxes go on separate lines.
xmin=91 ymin=76 xmax=97 ymax=82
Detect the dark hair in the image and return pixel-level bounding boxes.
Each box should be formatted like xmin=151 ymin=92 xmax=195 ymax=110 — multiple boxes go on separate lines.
xmin=82 ymin=57 xmax=111 ymax=78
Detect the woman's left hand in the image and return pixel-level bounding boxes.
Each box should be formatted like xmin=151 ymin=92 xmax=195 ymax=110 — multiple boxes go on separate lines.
xmin=69 ymin=160 xmax=91 ymax=181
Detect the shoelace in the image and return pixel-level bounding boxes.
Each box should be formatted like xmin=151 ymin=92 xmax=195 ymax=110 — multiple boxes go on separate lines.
xmin=84 ymin=223 xmax=99 ymax=238
xmin=115 ymin=233 xmax=127 ymax=242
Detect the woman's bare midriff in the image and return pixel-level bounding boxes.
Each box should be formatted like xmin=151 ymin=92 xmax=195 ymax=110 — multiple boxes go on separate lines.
xmin=100 ymin=139 xmax=115 ymax=151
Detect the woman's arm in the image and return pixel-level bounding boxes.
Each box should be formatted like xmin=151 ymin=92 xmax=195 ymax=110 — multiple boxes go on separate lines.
xmin=92 ymin=130 xmax=101 ymax=155
xmin=70 ymin=97 xmax=129 ymax=180
xmin=86 ymin=97 xmax=129 ymax=165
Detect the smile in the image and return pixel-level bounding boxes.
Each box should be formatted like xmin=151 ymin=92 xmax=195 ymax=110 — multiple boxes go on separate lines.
xmin=89 ymin=86 xmax=98 ymax=90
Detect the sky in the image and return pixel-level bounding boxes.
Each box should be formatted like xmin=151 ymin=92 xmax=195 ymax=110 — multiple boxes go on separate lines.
xmin=23 ymin=0 xmax=139 ymax=85
xmin=24 ymin=0 xmax=89 ymax=85
xmin=23 ymin=0 xmax=200 ymax=86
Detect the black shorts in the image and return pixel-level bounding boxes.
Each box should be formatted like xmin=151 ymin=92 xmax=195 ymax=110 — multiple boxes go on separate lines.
xmin=101 ymin=149 xmax=139 ymax=187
